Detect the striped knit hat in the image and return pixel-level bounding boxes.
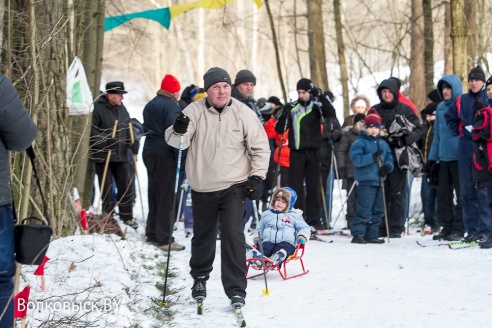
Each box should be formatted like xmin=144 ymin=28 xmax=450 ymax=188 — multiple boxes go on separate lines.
xmin=364 ymin=108 xmax=381 ymax=128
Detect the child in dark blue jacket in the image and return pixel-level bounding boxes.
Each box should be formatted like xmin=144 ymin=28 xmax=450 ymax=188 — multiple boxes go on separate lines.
xmin=349 ymin=109 xmax=394 ymax=244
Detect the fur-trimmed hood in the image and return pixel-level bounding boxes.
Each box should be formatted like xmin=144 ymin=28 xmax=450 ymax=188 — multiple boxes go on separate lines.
xmin=270 ymin=187 xmax=297 ymax=212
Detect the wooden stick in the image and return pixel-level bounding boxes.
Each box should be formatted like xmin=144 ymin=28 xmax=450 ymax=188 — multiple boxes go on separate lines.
xmin=96 ymin=120 xmax=118 ymax=213
xmin=129 ymin=122 xmax=146 ymax=229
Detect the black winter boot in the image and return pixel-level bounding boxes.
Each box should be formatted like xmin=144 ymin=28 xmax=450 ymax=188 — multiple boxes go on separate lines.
xmin=351 ymin=235 xmax=367 ymax=244
xmin=192 ymin=277 xmax=207 ymax=300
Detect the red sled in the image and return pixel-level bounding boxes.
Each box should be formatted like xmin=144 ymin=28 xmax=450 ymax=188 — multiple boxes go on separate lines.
xmin=246 ymin=242 xmax=309 ymax=280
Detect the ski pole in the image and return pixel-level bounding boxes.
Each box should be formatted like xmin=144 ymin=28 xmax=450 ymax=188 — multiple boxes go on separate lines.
xmin=320 ymin=175 xmax=329 ymax=229
xmin=378 ymin=158 xmax=390 ymax=243
xmin=331 ymin=180 xmax=358 ymax=229
xmin=252 ymin=203 xmax=270 ymax=296
xmin=162 ymin=136 xmax=184 ymax=305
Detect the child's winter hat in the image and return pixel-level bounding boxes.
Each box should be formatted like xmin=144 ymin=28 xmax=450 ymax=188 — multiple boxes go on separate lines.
xmin=353 ymin=113 xmax=366 ymax=125
xmin=160 ymin=74 xmax=181 ymax=93
xmin=364 ymin=108 xmax=381 ymax=128
xmin=486 ymin=76 xmax=492 ymax=88
xmin=468 ymin=66 xmax=486 ymax=82
xmin=423 ymin=103 xmax=437 ymax=116
xmin=270 ymin=188 xmax=292 ymax=212
xmin=427 ymin=89 xmax=441 ymax=104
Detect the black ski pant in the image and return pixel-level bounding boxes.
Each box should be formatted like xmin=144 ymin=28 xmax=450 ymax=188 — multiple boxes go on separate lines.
xmin=379 ymin=163 xmax=406 ymax=235
xmin=289 ymin=149 xmax=321 ymax=227
xmin=191 ymin=183 xmax=247 ymax=299
xmin=95 ymin=161 xmax=134 ymax=221
xmin=143 ymin=151 xmax=180 ymax=245
xmin=437 ymin=161 xmax=464 ymax=235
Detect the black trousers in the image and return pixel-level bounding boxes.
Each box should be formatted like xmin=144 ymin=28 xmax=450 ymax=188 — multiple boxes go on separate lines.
xmin=289 ymin=149 xmax=321 ymax=227
xmin=437 ymin=161 xmax=464 ymax=235
xmin=95 ymin=161 xmax=134 ymax=221
xmin=380 ymin=163 xmax=406 ymax=235
xmin=191 ymin=183 xmax=247 ymax=299
xmin=143 ymin=151 xmax=180 ymax=245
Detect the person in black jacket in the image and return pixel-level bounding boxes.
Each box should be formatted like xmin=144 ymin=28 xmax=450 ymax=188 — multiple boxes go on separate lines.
xmin=90 ymin=81 xmax=139 ymax=229
xmin=372 ymin=78 xmax=422 ymax=237
xmin=143 ymin=74 xmax=185 ymax=251
xmin=275 ymin=78 xmax=336 ymax=231
xmin=0 ymin=73 xmax=37 ymax=328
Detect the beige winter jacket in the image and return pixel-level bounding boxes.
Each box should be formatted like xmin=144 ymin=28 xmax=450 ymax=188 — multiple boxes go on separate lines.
xmin=165 ymin=97 xmax=270 ymax=192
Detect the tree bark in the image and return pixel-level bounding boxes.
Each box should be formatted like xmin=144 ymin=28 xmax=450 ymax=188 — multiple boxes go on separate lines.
xmin=333 ymin=0 xmax=349 ymax=116
xmin=464 ymin=0 xmax=476 ymax=68
xmin=450 ymin=0 xmax=469 ymax=90
xmin=410 ymin=0 xmax=426 ymax=111
xmin=307 ymin=0 xmax=328 ymax=90
xmin=423 ymin=0 xmax=434 ymax=93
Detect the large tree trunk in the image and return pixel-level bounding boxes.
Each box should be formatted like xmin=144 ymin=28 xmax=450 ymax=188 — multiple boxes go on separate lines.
xmin=423 ymin=0 xmax=434 ymax=93
xmin=307 ymin=0 xmax=328 ymax=90
xmin=464 ymin=0 xmax=476 ymax=68
xmin=265 ymin=0 xmax=287 ymax=101
xmin=444 ymin=1 xmax=454 ymax=75
xmin=410 ymin=0 xmax=426 ymax=111
xmin=333 ymin=0 xmax=349 ymax=117
xmin=450 ymin=0 xmax=469 ymax=89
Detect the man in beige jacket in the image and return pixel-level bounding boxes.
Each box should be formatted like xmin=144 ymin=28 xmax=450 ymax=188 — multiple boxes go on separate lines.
xmin=165 ymin=67 xmax=270 ymax=309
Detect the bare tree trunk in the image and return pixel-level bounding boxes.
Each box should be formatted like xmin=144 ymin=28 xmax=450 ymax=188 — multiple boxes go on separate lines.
xmin=333 ymin=0 xmax=349 ymax=116
xmin=451 ymin=0 xmax=469 ymax=89
xmin=307 ymin=0 xmax=328 ymax=90
xmin=464 ymin=0 xmax=476 ymax=67
xmin=444 ymin=1 xmax=454 ymax=75
xmin=423 ymin=0 xmax=434 ymax=93
xmin=410 ymin=0 xmax=426 ymax=110
xmin=265 ymin=0 xmax=287 ymax=101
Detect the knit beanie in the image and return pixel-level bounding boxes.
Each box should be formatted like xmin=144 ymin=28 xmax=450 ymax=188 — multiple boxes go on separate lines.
xmin=203 ymin=67 xmax=231 ymax=91
xmin=423 ymin=103 xmax=437 ymax=116
xmin=364 ymin=108 xmax=381 ymax=128
xmin=486 ymin=76 xmax=492 ymax=88
xmin=160 ymin=74 xmax=181 ymax=93
xmin=427 ymin=89 xmax=441 ymax=104
xmin=267 ymin=96 xmax=282 ymax=107
xmin=353 ymin=113 xmax=366 ymax=125
xmin=234 ymin=69 xmax=256 ymax=85
xmin=296 ymin=78 xmax=313 ymax=91
xmin=468 ymin=66 xmax=486 ymax=82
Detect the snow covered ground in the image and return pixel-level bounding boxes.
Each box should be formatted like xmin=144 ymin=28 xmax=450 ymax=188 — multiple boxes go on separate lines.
xmin=17 ymin=166 xmax=492 ymax=327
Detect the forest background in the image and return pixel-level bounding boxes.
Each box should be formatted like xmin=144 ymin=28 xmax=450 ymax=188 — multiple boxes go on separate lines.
xmin=1 ymin=0 xmax=490 ymax=290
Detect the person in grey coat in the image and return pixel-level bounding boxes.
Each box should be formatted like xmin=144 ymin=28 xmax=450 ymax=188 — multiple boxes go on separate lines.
xmin=0 ymin=74 xmax=37 ymax=327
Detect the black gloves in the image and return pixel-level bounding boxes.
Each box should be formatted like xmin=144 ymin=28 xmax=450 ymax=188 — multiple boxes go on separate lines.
xmin=390 ymin=137 xmax=405 ymax=148
xmin=246 ymin=176 xmax=263 ymax=201
xmin=173 ymin=112 xmax=190 ymax=135
xmin=373 ymin=150 xmax=384 ymax=161
xmin=379 ymin=164 xmax=391 ymax=177
xmin=421 ymin=160 xmax=436 ymax=174
xmin=105 ymin=137 xmax=118 ymax=151
xmin=129 ymin=140 xmax=139 ymax=155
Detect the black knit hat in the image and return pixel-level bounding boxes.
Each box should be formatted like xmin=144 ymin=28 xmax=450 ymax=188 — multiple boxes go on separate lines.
xmin=267 ymin=96 xmax=282 ymax=107
xmin=423 ymin=103 xmax=438 ymax=116
xmin=427 ymin=89 xmax=441 ymax=104
xmin=203 ymin=67 xmax=231 ymax=91
xmin=486 ymin=76 xmax=492 ymax=88
xmin=353 ymin=113 xmax=366 ymax=125
xmin=296 ymin=78 xmax=313 ymax=91
xmin=468 ymin=66 xmax=486 ymax=82
xmin=234 ymin=69 xmax=256 ymax=86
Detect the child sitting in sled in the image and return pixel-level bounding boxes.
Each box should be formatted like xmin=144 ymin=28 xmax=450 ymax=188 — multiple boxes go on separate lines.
xmin=247 ymin=187 xmax=310 ymax=266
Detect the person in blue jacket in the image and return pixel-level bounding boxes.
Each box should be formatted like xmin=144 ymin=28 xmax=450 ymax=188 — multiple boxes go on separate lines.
xmin=445 ymin=66 xmax=491 ymax=243
xmin=248 ymin=187 xmax=310 ymax=265
xmin=425 ymin=74 xmax=464 ymax=241
xmin=349 ymin=109 xmax=394 ymax=244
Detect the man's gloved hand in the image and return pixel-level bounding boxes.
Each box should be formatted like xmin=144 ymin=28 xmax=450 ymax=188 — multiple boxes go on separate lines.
xmin=245 ymin=176 xmax=263 ymax=201
xmin=421 ymin=160 xmax=436 ymax=174
xmin=129 ymin=140 xmax=139 ymax=155
xmin=173 ymin=112 xmax=190 ymax=135
xmin=297 ymin=235 xmax=308 ymax=245
xmin=390 ymin=137 xmax=405 ymax=148
xmin=309 ymin=87 xmax=322 ymax=98
xmin=379 ymin=164 xmax=391 ymax=177
xmin=373 ymin=150 xmax=384 ymax=161
xmin=105 ymin=137 xmax=118 ymax=151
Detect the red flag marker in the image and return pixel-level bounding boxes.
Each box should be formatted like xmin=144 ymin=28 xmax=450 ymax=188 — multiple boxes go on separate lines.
xmin=80 ymin=209 xmax=88 ymax=232
xmin=34 ymin=256 xmax=50 ymax=290
xmin=14 ymin=285 xmax=31 ymax=319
